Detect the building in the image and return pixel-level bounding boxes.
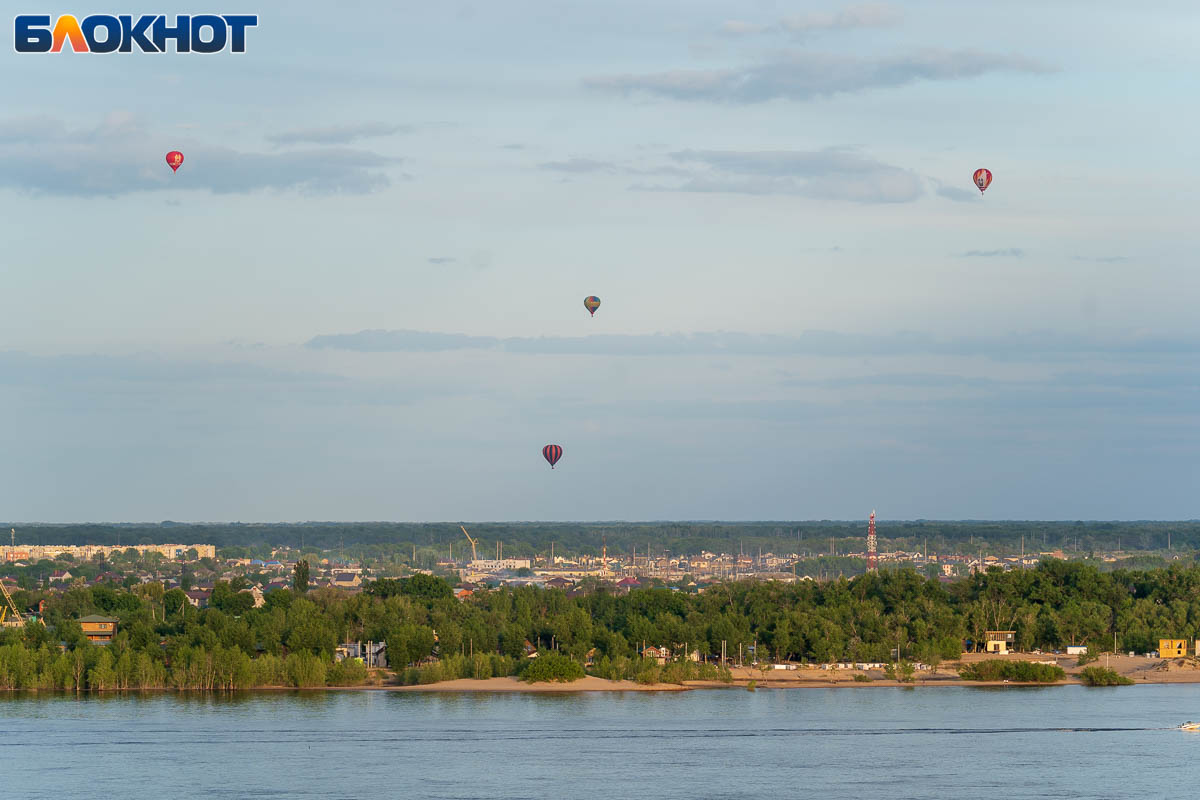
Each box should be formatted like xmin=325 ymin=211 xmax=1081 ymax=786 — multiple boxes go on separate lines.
xmin=0 ymin=543 xmax=216 ymax=562
xmin=467 ymin=558 xmax=532 ymax=572
xmin=184 ymin=590 xmax=211 ymax=609
xmin=640 ymin=646 xmax=669 ymax=665
xmin=335 ymin=641 xmax=387 ymax=668
xmin=79 ymin=615 xmax=119 ymax=645
xmin=329 ymin=572 xmax=362 ymax=589
xmin=985 ymin=631 xmax=1016 ymax=655
xmin=1159 ymin=639 xmax=1188 ymax=658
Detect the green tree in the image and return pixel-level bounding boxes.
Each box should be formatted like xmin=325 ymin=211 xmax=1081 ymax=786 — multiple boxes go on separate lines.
xmin=293 ymin=560 xmax=310 ymax=593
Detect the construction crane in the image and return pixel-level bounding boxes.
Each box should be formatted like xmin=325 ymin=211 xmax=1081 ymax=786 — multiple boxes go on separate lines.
xmin=460 ymin=526 xmax=478 ymax=562
xmin=0 ymin=576 xmax=23 ymax=628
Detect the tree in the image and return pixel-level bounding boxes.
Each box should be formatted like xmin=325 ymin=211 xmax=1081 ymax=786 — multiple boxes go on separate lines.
xmin=387 ymin=624 xmax=437 ymax=667
xmin=293 ymin=560 xmax=310 ymax=593
xmin=520 ymin=651 xmax=584 ymax=683
xmin=400 ymin=574 xmax=452 ymax=602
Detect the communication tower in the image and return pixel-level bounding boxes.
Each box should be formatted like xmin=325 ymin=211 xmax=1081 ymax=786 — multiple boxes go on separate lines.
xmin=867 ymin=511 xmax=878 ymax=572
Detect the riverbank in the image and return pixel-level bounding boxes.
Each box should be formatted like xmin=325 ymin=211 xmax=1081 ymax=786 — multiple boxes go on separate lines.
xmin=389 ymin=676 xmax=689 ymax=692
xmin=383 ymin=653 xmax=1200 ymax=693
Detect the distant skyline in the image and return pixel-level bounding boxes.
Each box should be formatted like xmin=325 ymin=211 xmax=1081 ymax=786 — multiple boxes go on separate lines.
xmin=1 ymin=2 xmax=1196 ymax=521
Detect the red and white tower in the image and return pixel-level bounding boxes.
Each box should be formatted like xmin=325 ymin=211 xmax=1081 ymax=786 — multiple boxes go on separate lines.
xmin=867 ymin=510 xmax=878 ymax=572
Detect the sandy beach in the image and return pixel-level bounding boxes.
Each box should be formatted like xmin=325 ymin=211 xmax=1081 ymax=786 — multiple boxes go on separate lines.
xmin=375 ymin=653 xmax=1200 ymax=693
xmin=389 ymin=676 xmax=690 ymax=692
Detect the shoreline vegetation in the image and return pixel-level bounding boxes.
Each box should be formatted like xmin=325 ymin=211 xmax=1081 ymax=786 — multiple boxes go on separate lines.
xmin=6 ymin=562 xmax=1200 ymax=694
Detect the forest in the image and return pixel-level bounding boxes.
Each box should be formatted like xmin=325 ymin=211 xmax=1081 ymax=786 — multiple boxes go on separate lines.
xmin=3 ymin=559 xmax=1200 ymax=692
xmin=6 ymin=520 xmax=1199 ymax=565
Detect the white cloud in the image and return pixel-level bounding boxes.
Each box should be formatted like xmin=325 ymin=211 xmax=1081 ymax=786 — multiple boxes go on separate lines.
xmin=267 ymin=122 xmax=411 ymax=146
xmin=0 ymin=114 xmax=396 ymax=197
xmin=587 ymin=49 xmax=1053 ymax=103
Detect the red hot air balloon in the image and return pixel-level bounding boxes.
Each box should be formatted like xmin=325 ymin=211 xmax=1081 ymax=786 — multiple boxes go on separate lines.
xmin=542 ymin=444 xmax=563 ymax=469
xmin=166 ymin=151 xmax=184 ymax=172
xmin=584 ymin=296 xmax=601 ymax=317
xmin=973 ymin=168 xmax=992 ymax=194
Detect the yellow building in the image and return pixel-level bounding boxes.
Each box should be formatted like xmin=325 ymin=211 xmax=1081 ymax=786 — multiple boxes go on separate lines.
xmin=80 ymin=615 xmax=119 ymax=645
xmin=985 ymin=631 xmax=1016 ymax=655
xmin=1159 ymin=639 xmax=1188 ymax=658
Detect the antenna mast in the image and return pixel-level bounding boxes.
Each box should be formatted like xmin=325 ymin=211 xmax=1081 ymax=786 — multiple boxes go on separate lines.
xmin=866 ymin=511 xmax=878 ymax=572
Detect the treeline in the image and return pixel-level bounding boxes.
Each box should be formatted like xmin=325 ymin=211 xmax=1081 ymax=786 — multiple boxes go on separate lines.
xmin=7 ymin=520 xmax=1200 ymax=563
xmin=4 ymin=560 xmax=1200 ymax=692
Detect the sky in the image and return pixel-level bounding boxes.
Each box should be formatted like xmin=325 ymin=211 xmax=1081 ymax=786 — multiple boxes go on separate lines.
xmin=1 ymin=1 xmax=1197 ymax=522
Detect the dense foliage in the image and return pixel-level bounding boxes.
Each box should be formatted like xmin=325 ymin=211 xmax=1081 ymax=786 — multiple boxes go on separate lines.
xmin=1078 ymin=666 xmax=1134 ymax=686
xmin=520 ymin=651 xmax=586 ymax=683
xmin=958 ymin=660 xmax=1066 ymax=683
xmin=4 ymin=560 xmax=1200 ymax=692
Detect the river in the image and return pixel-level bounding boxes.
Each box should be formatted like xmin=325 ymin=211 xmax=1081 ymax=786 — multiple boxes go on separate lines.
xmin=3 ymin=685 xmax=1197 ymax=798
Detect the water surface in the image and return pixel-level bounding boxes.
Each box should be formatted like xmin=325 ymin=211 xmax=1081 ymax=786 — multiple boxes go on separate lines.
xmin=3 ymin=685 xmax=1197 ymax=799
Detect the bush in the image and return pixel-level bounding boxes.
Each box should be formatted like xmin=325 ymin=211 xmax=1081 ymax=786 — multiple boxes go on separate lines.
xmin=285 ymin=652 xmax=327 ymax=688
xmin=396 ymin=653 xmax=520 ymax=685
xmin=853 ymin=673 xmax=873 ymax=683
xmin=634 ymin=663 xmax=662 ymax=685
xmin=958 ymin=660 xmax=1065 ymax=683
xmin=327 ymin=658 xmax=368 ymax=686
xmin=658 ymin=659 xmax=733 ymax=685
xmin=520 ymin=651 xmax=585 ymax=684
xmin=1079 ymin=666 xmax=1134 ymax=686
xmin=251 ymin=654 xmax=287 ymax=687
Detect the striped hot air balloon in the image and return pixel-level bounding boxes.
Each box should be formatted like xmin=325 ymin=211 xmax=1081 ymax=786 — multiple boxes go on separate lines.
xmin=973 ymin=168 xmax=992 ymax=194
xmin=584 ymin=296 xmax=601 ymax=317
xmin=542 ymin=444 xmax=563 ymax=469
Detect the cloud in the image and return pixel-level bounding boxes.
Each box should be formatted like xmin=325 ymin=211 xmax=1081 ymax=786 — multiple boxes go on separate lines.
xmin=719 ymin=20 xmax=772 ymax=36
xmin=933 ymin=181 xmax=980 ymax=203
xmin=538 ymin=158 xmax=619 ymax=173
xmin=427 ymin=257 xmax=457 ymax=264
xmin=1072 ymin=255 xmax=1129 ymax=263
xmin=0 ymin=113 xmax=395 ymax=197
xmin=0 ymin=115 xmax=65 ymax=143
xmin=636 ymin=149 xmax=923 ymax=203
xmin=267 ymin=122 xmax=411 ymax=146
xmin=720 ymin=4 xmax=902 ymax=37
xmin=958 ymin=248 xmax=1025 ymax=258
xmin=780 ymin=3 xmax=904 ymax=33
xmin=0 ymin=350 xmax=342 ymax=387
xmin=304 ymin=328 xmax=1200 ymax=361
xmin=586 ymin=49 xmax=1053 ymax=104
xmin=307 ymin=331 xmax=498 ymax=353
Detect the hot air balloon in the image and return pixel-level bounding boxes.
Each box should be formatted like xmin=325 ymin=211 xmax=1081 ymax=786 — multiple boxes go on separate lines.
xmin=973 ymin=168 xmax=992 ymax=194
xmin=542 ymin=444 xmax=563 ymax=469
xmin=584 ymin=296 xmax=601 ymax=317
xmin=166 ymin=151 xmax=184 ymax=173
